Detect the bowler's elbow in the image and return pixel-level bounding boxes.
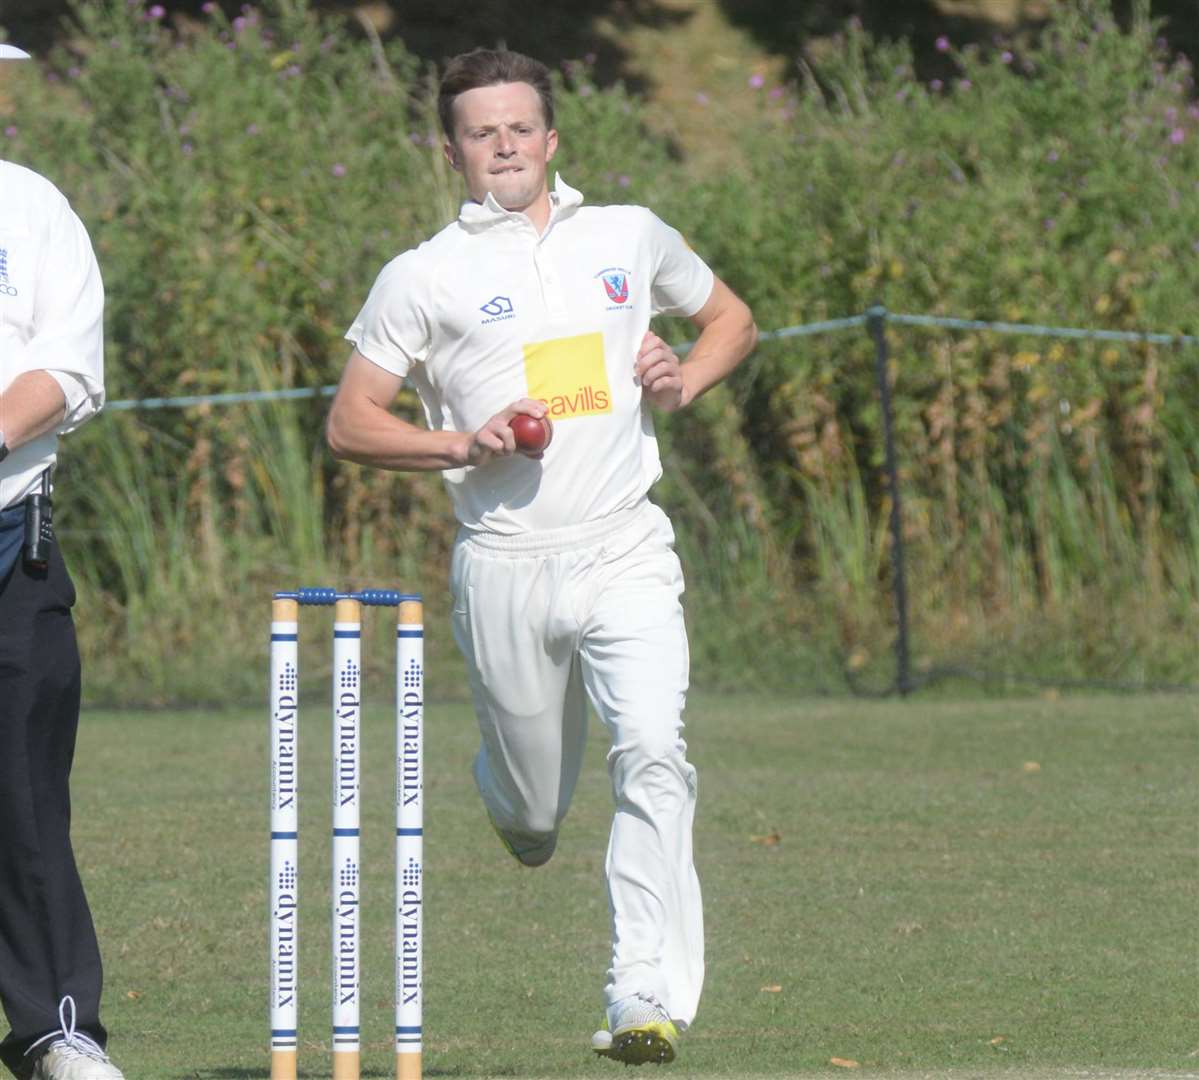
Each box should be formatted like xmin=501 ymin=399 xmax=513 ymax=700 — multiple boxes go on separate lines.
xmin=325 ymin=400 xmax=354 ymax=461
xmin=737 ymin=297 xmax=759 ymax=358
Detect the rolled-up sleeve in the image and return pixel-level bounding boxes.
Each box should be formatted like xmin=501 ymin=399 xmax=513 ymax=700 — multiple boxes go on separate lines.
xmin=18 ymin=196 xmax=105 ymax=432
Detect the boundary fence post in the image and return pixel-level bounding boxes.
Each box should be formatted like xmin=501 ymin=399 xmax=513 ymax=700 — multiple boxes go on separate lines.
xmin=866 ymin=304 xmax=913 ymax=696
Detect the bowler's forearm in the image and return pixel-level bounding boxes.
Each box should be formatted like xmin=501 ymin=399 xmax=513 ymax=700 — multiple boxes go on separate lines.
xmin=680 ymin=308 xmax=758 ymax=406
xmin=326 ymin=405 xmax=472 ymax=471
xmin=0 ymin=371 xmax=68 ymax=449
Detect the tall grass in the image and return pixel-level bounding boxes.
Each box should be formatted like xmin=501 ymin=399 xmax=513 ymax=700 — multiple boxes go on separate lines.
xmin=4 ymin=0 xmax=1196 ymax=702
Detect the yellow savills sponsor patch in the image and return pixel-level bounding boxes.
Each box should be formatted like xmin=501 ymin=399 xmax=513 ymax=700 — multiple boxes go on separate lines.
xmin=522 ymin=332 xmax=612 ymax=419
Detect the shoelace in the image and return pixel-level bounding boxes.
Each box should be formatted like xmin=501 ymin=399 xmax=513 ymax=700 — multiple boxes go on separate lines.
xmin=611 ymin=991 xmax=671 ymax=1028
xmin=634 ymin=991 xmax=668 ymax=1013
xmin=26 ymin=996 xmax=110 ymax=1063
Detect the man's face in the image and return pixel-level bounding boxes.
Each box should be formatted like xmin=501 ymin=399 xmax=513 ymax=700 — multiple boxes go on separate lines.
xmin=445 ymin=81 xmax=557 ymax=214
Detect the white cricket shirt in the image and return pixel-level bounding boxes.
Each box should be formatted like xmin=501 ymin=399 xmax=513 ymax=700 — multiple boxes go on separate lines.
xmin=0 ymin=160 xmax=105 ymax=509
xmin=346 ymin=176 xmax=714 ymax=534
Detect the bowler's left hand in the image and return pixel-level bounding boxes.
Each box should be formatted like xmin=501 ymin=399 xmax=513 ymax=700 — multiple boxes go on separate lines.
xmin=636 ymin=331 xmax=690 ymax=413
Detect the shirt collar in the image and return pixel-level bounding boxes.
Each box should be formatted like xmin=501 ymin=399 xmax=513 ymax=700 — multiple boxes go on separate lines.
xmin=458 ymin=174 xmax=584 ymax=233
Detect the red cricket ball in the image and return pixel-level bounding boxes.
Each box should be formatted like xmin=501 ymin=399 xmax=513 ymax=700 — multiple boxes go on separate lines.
xmin=509 ymin=414 xmax=553 ymax=455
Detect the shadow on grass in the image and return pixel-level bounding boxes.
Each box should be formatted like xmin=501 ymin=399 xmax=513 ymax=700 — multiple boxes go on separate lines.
xmin=7 ymin=0 xmax=1193 ymax=101
xmin=717 ymin=0 xmax=1051 ymax=82
xmin=188 ymin=1068 xmax=471 ymax=1079
xmin=718 ymin=0 xmax=1196 ymax=81
xmin=0 ymin=0 xmax=689 ymax=95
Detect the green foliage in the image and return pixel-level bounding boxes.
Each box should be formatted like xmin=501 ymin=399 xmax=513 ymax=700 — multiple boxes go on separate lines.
xmin=1 ymin=0 xmax=1195 ymax=702
xmin=653 ymin=1 xmax=1199 ymax=687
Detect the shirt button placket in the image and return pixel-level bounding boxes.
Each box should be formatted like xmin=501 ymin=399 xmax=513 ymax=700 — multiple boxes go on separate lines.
xmin=536 ymin=240 xmax=568 ymax=318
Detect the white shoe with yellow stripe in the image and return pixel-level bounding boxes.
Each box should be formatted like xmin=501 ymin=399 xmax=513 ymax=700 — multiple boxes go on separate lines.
xmin=591 ymin=993 xmax=679 ymax=1065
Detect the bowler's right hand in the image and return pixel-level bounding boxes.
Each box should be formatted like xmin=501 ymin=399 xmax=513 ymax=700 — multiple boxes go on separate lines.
xmin=465 ymin=398 xmax=550 ymax=465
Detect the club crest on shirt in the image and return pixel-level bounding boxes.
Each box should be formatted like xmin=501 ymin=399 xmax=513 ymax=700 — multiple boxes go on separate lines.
xmin=595 ymin=267 xmax=631 ymax=308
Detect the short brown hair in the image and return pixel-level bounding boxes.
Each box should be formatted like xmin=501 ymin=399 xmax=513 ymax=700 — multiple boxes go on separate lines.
xmin=438 ymin=49 xmax=555 ymax=138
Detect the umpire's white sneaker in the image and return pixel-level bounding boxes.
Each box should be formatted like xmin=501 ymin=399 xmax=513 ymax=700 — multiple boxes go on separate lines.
xmin=28 ymin=997 xmax=125 ymax=1080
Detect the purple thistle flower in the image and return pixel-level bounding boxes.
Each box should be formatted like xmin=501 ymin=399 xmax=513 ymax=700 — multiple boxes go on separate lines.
xmin=617 ymin=175 xmax=631 ymax=188
xmin=148 ymin=4 xmax=166 ymax=18
xmin=749 ymin=73 xmax=765 ymax=89
xmin=1002 ymin=50 xmax=1014 ymax=64
xmin=331 ymin=163 xmax=347 ymax=177
xmin=3 ymin=126 xmax=17 ymax=138
xmin=1047 ymin=149 xmax=1059 ymax=162
xmin=202 ymin=1 xmax=217 ymax=13
xmin=245 ymin=122 xmax=259 ymax=135
xmin=1169 ymin=127 xmax=1185 ymax=145
xmin=930 ymin=78 xmax=943 ymax=92
xmin=935 ymin=35 xmax=950 ymax=53
xmin=958 ymin=79 xmax=972 ymax=91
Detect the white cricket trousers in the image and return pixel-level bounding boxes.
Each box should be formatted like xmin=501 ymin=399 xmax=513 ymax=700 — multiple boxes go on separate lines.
xmin=449 ymin=499 xmax=704 ymax=1026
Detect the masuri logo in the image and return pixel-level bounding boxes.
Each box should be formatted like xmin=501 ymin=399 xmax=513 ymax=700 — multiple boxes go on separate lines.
xmin=479 ymin=295 xmax=514 ymax=322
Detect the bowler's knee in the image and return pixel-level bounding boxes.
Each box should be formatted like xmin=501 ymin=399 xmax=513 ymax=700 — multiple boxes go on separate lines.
xmin=609 ymin=731 xmax=694 ymax=806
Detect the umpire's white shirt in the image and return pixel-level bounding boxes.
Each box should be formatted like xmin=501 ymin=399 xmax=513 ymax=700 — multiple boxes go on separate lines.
xmin=0 ymin=161 xmax=105 ymax=509
xmin=346 ymin=175 xmax=713 ymax=534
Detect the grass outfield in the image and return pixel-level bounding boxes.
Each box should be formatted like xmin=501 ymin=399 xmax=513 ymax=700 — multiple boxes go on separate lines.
xmin=70 ymin=692 xmax=1196 ymax=1078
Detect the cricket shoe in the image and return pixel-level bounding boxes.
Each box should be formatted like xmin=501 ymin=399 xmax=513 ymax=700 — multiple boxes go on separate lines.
xmin=591 ymin=993 xmax=679 ymax=1065
xmin=27 ymin=997 xmax=125 ymax=1080
xmin=487 ymin=812 xmax=557 ymax=867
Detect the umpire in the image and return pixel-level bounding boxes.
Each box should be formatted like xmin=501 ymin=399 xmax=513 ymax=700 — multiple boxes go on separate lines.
xmin=0 ymin=41 xmax=124 ymax=1080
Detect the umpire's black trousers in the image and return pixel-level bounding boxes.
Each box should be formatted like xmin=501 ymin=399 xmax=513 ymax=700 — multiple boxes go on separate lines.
xmin=0 ymin=542 xmax=106 ymax=1079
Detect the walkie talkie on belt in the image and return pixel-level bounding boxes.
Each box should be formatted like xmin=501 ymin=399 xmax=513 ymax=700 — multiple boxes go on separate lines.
xmin=23 ymin=468 xmax=53 ymax=569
